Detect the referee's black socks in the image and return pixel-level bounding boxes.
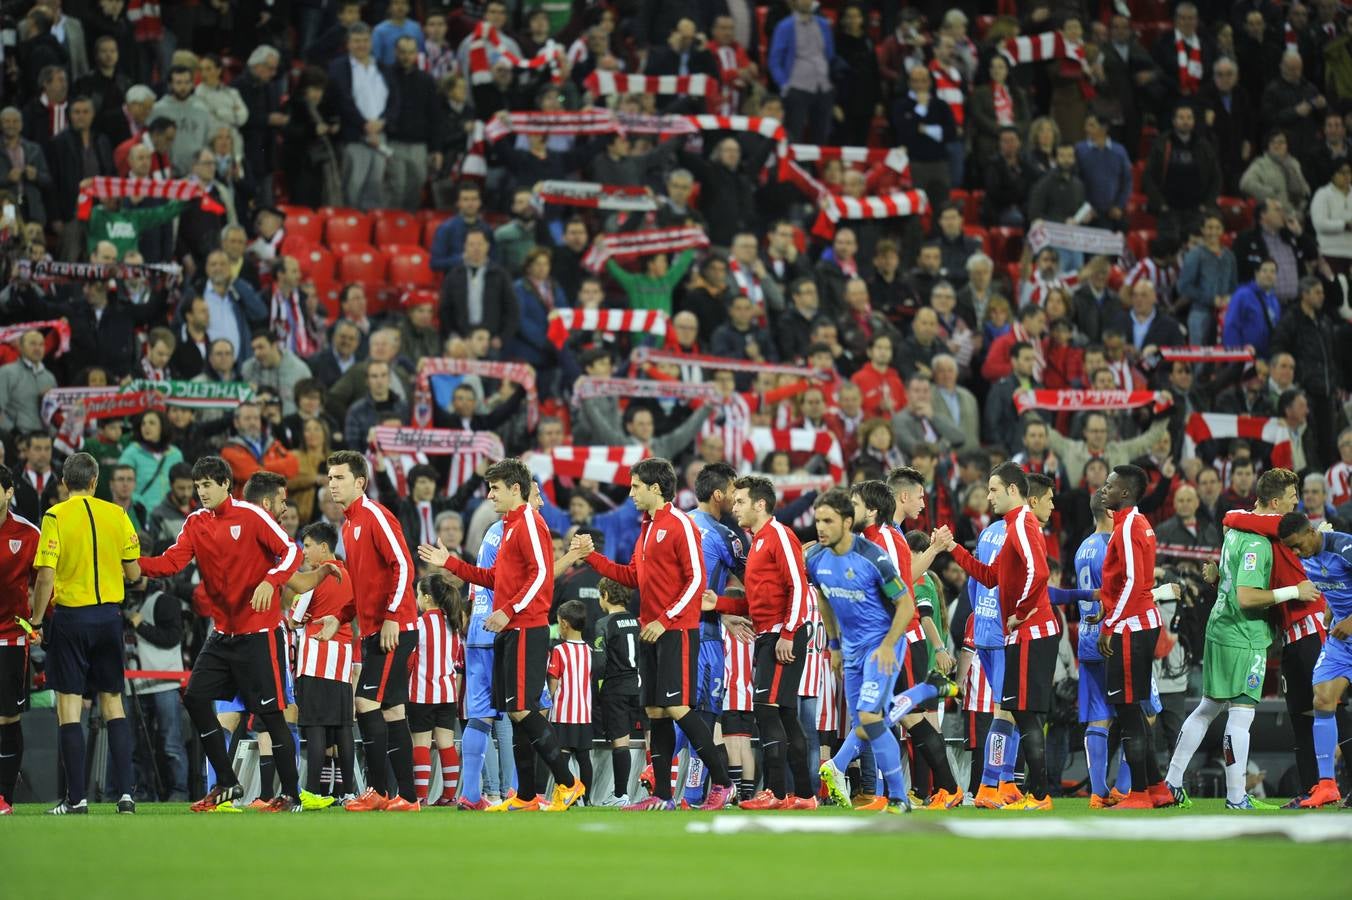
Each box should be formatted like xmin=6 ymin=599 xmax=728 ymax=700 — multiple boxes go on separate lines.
xmin=676 ymin=709 xmax=730 ymax=786
xmin=106 ymin=717 xmax=133 ymax=800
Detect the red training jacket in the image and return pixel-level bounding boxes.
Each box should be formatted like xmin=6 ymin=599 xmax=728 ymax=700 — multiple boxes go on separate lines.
xmin=139 ymin=496 xmax=300 ymax=635
xmin=1101 ymin=506 xmax=1161 ymax=634
xmin=951 ymin=505 xmax=1060 ymax=643
xmin=444 ymin=502 xmax=552 ymax=630
xmin=340 ymin=495 xmax=418 ymax=635
xmin=589 ymin=502 xmax=705 ymax=629
xmin=715 ymin=517 xmax=808 ymax=638
xmin=0 ymin=512 xmax=39 ymax=643
xmin=1222 ymin=510 xmax=1328 ymax=644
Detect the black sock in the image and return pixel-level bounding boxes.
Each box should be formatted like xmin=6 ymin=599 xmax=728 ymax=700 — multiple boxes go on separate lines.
xmin=1117 ymin=704 xmax=1149 ymax=792
xmin=676 ymin=708 xmax=730 ymax=786
xmin=105 ymin=717 xmax=133 ymax=799
xmin=0 ymin=721 xmax=22 ymax=799
xmin=258 ymin=756 xmax=276 ymax=800
xmin=516 ymin=710 xmax=575 ymax=786
xmin=728 ymin=763 xmax=743 ymax=796
xmin=612 ymin=746 xmax=632 ymax=797
xmin=649 ymin=718 xmax=676 ymax=801
xmin=59 ymin=723 xmax=86 ymax=805
xmin=336 ymin=725 xmax=356 ymax=796
xmin=969 ymin=713 xmax=992 ymax=796
xmin=1013 ymin=711 xmax=1047 ymax=798
xmin=356 ymin=710 xmax=389 ymax=796
xmin=910 ymin=718 xmax=958 ymax=793
xmin=512 ymin=723 xmax=537 ymax=801
xmin=385 ymin=717 xmax=416 ymax=802
xmin=754 ymin=705 xmax=787 ymax=798
xmin=1292 ymin=712 xmax=1317 ymax=792
xmin=185 ymin=694 xmax=237 ymax=790
xmin=779 ymin=706 xmax=810 ymax=798
xmin=257 ymin=711 xmax=298 ymax=799
xmin=305 ymin=727 xmax=328 ymax=794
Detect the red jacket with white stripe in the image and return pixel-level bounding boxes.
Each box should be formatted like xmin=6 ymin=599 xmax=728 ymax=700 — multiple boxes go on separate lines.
xmin=1223 ymin=509 xmax=1328 ymax=643
xmin=715 ymin=518 xmax=808 ymax=639
xmin=289 ymin=559 xmax=356 ymax=682
xmin=341 ymin=495 xmax=418 ymax=635
xmin=444 ymin=503 xmax=553 ymax=630
xmin=0 ymin=512 xmax=39 ymax=645
xmin=139 ymin=496 xmax=300 ymax=635
xmin=588 ymin=502 xmax=705 ymax=629
xmin=1100 ymin=506 xmax=1161 ymax=634
xmin=952 ymin=505 xmax=1059 ymax=642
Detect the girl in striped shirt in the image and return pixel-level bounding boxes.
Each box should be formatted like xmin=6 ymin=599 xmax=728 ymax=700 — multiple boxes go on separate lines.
xmin=409 ymin=574 xmax=467 ymax=807
xmin=548 ymin=600 xmax=594 ymax=802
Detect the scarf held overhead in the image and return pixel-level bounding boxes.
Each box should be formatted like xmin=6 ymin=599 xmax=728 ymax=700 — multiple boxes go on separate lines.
xmin=582 ymin=227 xmax=709 ymax=272
xmin=571 ymin=376 xmax=720 ymax=402
xmin=76 ymin=176 xmax=224 ymax=220
xmin=413 ymin=357 xmax=539 ymax=429
xmin=536 ymin=180 xmax=657 ymax=212
xmin=547 ymin=308 xmax=669 ymax=349
xmin=374 ymin=426 xmax=504 ymax=458
xmin=0 ymin=319 xmax=71 ymax=355
xmin=1012 ymin=389 xmax=1172 ymax=415
xmin=526 ymin=445 xmax=650 ymax=485
xmin=1183 ymin=413 xmax=1293 ymax=470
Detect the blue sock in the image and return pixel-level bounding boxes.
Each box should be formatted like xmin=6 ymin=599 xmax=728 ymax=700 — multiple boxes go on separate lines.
xmin=863 ymin=721 xmax=907 ymax=800
xmin=982 ymin=719 xmax=1013 ymax=787
xmin=1314 ymin=710 xmax=1337 ymax=781
xmin=682 ymin=754 xmax=706 ymax=805
xmin=1114 ymin=743 xmax=1133 ymax=794
xmin=1001 ymin=728 xmax=1021 ymax=784
xmin=832 ymin=728 xmax=863 ymax=772
xmin=1085 ymin=726 xmax=1109 ymax=798
xmin=459 ymin=719 xmax=491 ymax=803
xmin=59 ymin=723 xmax=86 ymax=805
xmin=889 ymin=682 xmax=939 ymax=724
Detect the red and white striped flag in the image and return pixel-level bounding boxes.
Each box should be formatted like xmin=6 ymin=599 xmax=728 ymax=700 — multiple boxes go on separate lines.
xmin=77 ymin=176 xmax=224 ymax=220
xmin=631 ymin=346 xmax=823 ymax=379
xmin=582 ymin=227 xmax=709 ymax=272
xmin=744 ymin=427 xmax=845 ymax=484
xmin=813 ymin=190 xmax=928 ymax=239
xmin=584 ymin=71 xmax=717 ymax=99
xmin=526 ymin=446 xmax=651 ymax=485
xmin=1183 ymin=413 xmax=1294 ymax=470
xmin=1158 ymin=346 xmax=1254 ymax=364
xmin=373 ymin=427 xmax=504 ymax=458
xmin=1000 ymin=32 xmax=1087 ymax=70
xmin=483 ymin=109 xmax=618 ymax=142
xmin=536 ymin=180 xmax=656 ymax=212
xmin=572 ymin=376 xmax=720 ymax=402
xmin=785 ymin=145 xmax=908 ymax=173
xmin=547 ymin=308 xmax=669 ymax=348
xmin=466 ymin=22 xmax=562 ymax=85
xmin=0 ymin=318 xmax=72 ymax=356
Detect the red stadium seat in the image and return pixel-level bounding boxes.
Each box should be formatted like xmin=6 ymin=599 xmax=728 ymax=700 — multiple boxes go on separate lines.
xmin=964 ymin=190 xmax=984 ymax=225
xmin=327 ymin=241 xmax=376 ymax=258
xmin=282 ymin=207 xmax=323 ymax=245
xmin=1127 ymin=193 xmax=1156 ymax=230
xmin=373 ymin=211 xmax=421 ymax=246
xmin=337 ymin=246 xmax=387 ymax=285
xmin=988 ymin=226 xmax=1024 ymax=264
xmin=325 ymin=211 xmax=373 ymax=247
xmin=963 ymin=224 xmax=990 ymax=255
xmin=1132 ymin=160 xmax=1145 ymax=193
xmin=1216 ymin=196 xmax=1254 ymax=232
xmin=296 ymin=245 xmax=335 ymax=281
xmin=422 ymin=217 xmax=450 ymax=250
xmin=387 ymin=245 xmax=438 ymax=289
xmin=1127 ymin=229 xmax=1157 ymax=262
xmin=307 ymin=272 xmax=340 ymax=321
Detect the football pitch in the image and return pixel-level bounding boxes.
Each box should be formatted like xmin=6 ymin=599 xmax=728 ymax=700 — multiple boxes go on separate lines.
xmin=6 ymin=800 xmax=1352 ymax=899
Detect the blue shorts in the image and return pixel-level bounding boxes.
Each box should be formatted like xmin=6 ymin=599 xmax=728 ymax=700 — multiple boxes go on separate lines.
xmin=464 ymin=644 xmax=497 ymax=720
xmin=976 ymin=646 xmax=1005 ymax=703
xmin=1080 ymin=660 xmax=1163 ymax=722
xmin=1313 ymin=635 xmax=1352 ymax=685
xmin=215 ymin=657 xmax=295 ymax=716
xmin=696 ymin=634 xmax=725 ymax=712
xmin=843 ymin=640 xmax=907 ymax=725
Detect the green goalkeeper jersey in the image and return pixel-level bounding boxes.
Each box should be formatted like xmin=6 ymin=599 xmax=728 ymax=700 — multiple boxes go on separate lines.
xmin=1206 ymin=527 xmax=1275 ymax=650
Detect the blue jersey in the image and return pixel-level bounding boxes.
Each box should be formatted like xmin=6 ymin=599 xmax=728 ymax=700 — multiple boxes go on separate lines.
xmin=969 ymin=520 xmax=1008 ymax=649
xmin=688 ymin=508 xmax=746 ymax=595
xmin=1074 ymin=532 xmax=1111 ymax=662
xmin=805 ymin=535 xmax=908 ymax=663
xmin=1304 ymin=531 xmax=1352 ymax=621
xmin=467 ymin=520 xmax=502 ymax=648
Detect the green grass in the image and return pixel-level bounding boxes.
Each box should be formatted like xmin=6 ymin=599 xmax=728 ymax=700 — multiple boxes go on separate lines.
xmin=7 ymin=800 xmax=1352 ymax=899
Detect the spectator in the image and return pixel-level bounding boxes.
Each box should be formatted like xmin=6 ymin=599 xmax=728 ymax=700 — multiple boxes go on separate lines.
xmin=1047 ymin=409 xmax=1172 ymax=488
xmin=48 ymin=94 xmax=114 ymax=259
xmin=1304 ymin=110 xmax=1351 ymax=191
xmin=1075 ymin=111 xmax=1132 ymax=230
xmin=220 ymin=400 xmax=300 ymax=497
xmin=1271 ymin=277 xmax=1340 ymax=465
xmin=144 ymin=462 xmax=196 ymax=552
xmin=932 ymin=204 xmax=981 ymax=288
xmin=372 ymin=0 xmax=424 ymax=67
xmin=0 ymin=106 xmax=52 ymax=226
xmin=1100 ymin=13 xmax=1162 ymax=162
xmin=1143 ymin=103 xmax=1221 ymax=242
xmin=1240 ymin=130 xmax=1312 ymax=217
xmin=344 ymin=360 xmax=410 ymax=450
xmin=1222 ymin=258 xmax=1282 ymax=357
xmin=892 ymin=374 xmax=966 ymax=456
xmin=774 ymin=277 xmax=823 ymax=363
xmin=189 ymin=339 xmax=239 ymax=426
xmin=493 ymin=189 xmax=553 ymax=277
xmin=1310 ymin=160 xmax=1352 ymax=273
xmin=969 ymin=55 xmax=1031 ymax=169
xmin=242 ymin=330 xmax=313 ymax=418
xmin=430 ymin=184 xmax=493 ymax=272
xmin=439 ymin=230 xmax=517 ymax=348
xmin=505 ymin=246 xmax=569 ymax=373
xmin=233 ymin=45 xmax=283 ymax=206
xmin=200 ymin=249 xmax=266 ymax=359
xmin=983 ymin=305 xmax=1047 ymax=384
xmin=896 ymin=306 xmax=945 ymax=380
xmin=386 ymin=36 xmax=445 ymax=212
xmin=814 ymin=227 xmax=861 ymax=320
xmin=769 ymin=0 xmax=835 ymax=145
xmin=1029 ymin=143 xmax=1091 ymax=266
xmin=170 ymin=295 xmax=211 ymax=380
xmin=644 ymin=18 xmax=718 ymax=109
xmin=21 ymin=65 xmax=68 ymax=151
xmin=831 ymin=4 xmax=880 ymax=146
xmin=1176 ymin=212 xmax=1238 ymax=343
xmin=397 ymin=294 xmax=441 ymax=365
xmin=0 ymin=330 xmax=57 ymax=434
xmin=679 ymin=137 xmax=763 ymax=248
xmin=1070 ymin=256 xmax=1119 ymax=344
xmin=849 ymin=333 xmax=906 ymax=418
xmin=1048 ymin=17 xmax=1095 ymax=145
xmin=762 ymin=219 xmax=812 ymax=298
xmin=607 ymin=247 xmax=696 ymax=320
xmin=326 ymin=328 xmax=413 ymax=424
xmin=930 ymin=354 xmax=980 ymax=450
xmin=1278 ymin=388 xmax=1322 ymax=473
xmin=1109 ymin=280 xmax=1187 ymax=354
xmin=1197 ymin=57 xmax=1255 ymax=195
xmin=1150 ymin=2 xmax=1213 ymax=104
xmin=308 ymin=320 xmax=362 ymax=388
xmin=1231 ymin=198 xmax=1314 ymax=296
xmin=150 ymin=65 xmax=213 ymax=176
xmin=982 ymin=127 xmax=1036 ymax=227
xmin=98 ymin=81 xmax=153 ymax=153
xmin=61 ymin=241 xmax=165 ymax=378
xmin=193 ymin=54 xmax=246 ymax=164
xmin=328 ymin=23 xmax=391 ymax=210
xmin=116 ymin=410 xmax=183 ymax=511
xmin=1155 ymin=483 xmax=1222 ymax=549
xmin=1261 ymin=52 xmax=1327 ymax=152
xmin=838 ymin=276 xmax=899 ymax=364
xmin=891 ymin=65 xmax=955 ymax=204
xmin=983 ymin=341 xmax=1040 ymax=454
xmin=711 ymin=294 xmax=777 ymax=366
xmin=107 ymin=462 xmax=147 ymax=534
xmin=75 ymin=32 xmax=128 ymax=116
xmin=1330 ymin=428 xmax=1352 ymax=509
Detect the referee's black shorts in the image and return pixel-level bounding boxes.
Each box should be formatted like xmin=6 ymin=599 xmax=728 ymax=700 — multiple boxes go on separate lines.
xmin=47 ymin=604 xmax=125 ymax=697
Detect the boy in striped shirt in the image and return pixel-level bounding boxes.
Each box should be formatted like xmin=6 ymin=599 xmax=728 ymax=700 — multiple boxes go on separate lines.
xmin=721 ymin=591 xmax=758 ymax=803
xmin=548 ymin=600 xmax=594 ymax=801
xmin=409 ymin=574 xmax=466 ymax=807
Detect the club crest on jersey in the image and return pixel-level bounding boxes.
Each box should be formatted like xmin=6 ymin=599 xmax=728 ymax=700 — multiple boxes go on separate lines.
xmin=656 ymin=529 xmax=668 ymax=543
xmin=1246 ymin=672 xmax=1261 ymax=689
xmin=755 ymin=539 xmax=764 ymax=551
xmin=8 ymin=540 xmax=20 ymax=553
xmin=229 ymin=525 xmax=241 ymax=540
xmin=1242 ymin=552 xmax=1257 ymax=571
xmin=845 ymin=567 xmax=855 ymax=580
xmin=506 ymin=527 xmax=515 ymax=542
xmin=354 ymin=526 xmax=362 ymax=540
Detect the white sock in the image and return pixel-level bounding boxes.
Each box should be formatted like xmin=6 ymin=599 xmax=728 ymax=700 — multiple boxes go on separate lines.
xmin=1224 ymin=705 xmax=1256 ymax=805
xmin=1166 ymin=697 xmax=1226 ymax=786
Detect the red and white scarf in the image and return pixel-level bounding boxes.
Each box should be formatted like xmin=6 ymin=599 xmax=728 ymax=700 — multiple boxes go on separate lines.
xmin=781 ymin=145 xmax=908 ymax=180
xmin=1124 ymin=256 xmax=1178 ymax=305
xmin=15 ymin=258 xmax=183 ymax=288
xmin=632 ymin=346 xmax=822 ymax=380
xmin=812 ymin=190 xmax=928 ymax=239
xmin=582 ymin=226 xmax=709 ymax=272
xmin=457 ymin=120 xmax=488 ymax=178
xmin=76 ymin=177 xmax=224 ymax=220
xmin=269 ymin=289 xmax=319 ymax=358
xmin=413 ymin=357 xmax=538 ymax=429
xmin=929 ymin=60 xmax=965 ymax=127
xmin=993 ymin=82 xmax=1014 ymax=125
xmin=1001 ymin=32 xmax=1088 ymax=72
xmin=584 ymin=71 xmax=717 ymax=101
xmin=537 ymin=180 xmax=656 ymax=212
xmin=1158 ymin=346 xmax=1254 ymax=364
xmin=466 ymin=22 xmax=562 ymax=86
xmin=727 ymin=257 xmax=764 ymax=309
xmin=714 ymin=43 xmax=752 ymax=115
xmin=483 ymin=109 xmax=617 ymax=142
xmin=1182 ymin=413 xmax=1294 ymax=470
xmin=1011 ymin=321 xmax=1047 ymax=382
xmin=1284 ymin=22 xmax=1300 ymax=52
xmin=743 ymin=427 xmax=845 ymax=484
xmin=373 ymin=426 xmax=504 ymax=458
xmin=526 ymin=445 xmax=650 ymax=485
xmin=126 ymin=0 xmax=163 ymax=41
xmin=1012 ymin=389 xmax=1171 ymax=416
xmin=546 ymin=309 xmax=669 ymax=349
xmin=0 ymin=318 xmax=72 ymax=355
xmin=1022 ymin=269 xmax=1080 ymax=307
xmin=1175 ymin=31 xmax=1203 ymax=95
xmin=572 ymin=376 xmax=720 ymax=403
xmin=39 ymin=94 xmax=68 ymax=137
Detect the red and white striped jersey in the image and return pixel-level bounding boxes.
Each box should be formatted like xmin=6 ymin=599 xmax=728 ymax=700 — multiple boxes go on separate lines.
xmin=1123 ymin=257 xmax=1178 ymax=307
xmin=1328 ymin=461 xmax=1352 ymax=509
xmin=410 ymin=608 xmax=461 ymax=705
xmin=797 ymin=587 xmax=823 ymax=697
xmin=1285 ymin=612 xmax=1328 ymax=646
xmin=289 ymin=562 xmax=357 ymax=684
xmin=722 ymin=628 xmax=755 ymax=712
xmin=816 ymin=657 xmax=846 ymax=738
xmin=964 ymin=649 xmax=996 ymax=714
xmin=547 ymin=639 xmax=593 ymax=724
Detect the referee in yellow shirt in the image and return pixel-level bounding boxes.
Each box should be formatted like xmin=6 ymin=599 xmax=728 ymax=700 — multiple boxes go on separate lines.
xmin=31 ymin=452 xmax=142 ymax=815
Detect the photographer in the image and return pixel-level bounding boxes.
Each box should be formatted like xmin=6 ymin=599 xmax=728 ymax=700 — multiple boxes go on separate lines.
xmin=125 ymin=578 xmax=189 ymax=802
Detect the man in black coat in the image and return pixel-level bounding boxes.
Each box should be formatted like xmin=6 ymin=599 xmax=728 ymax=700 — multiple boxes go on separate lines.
xmin=1196 ymin=57 xmax=1257 ymax=195
xmin=236 ymin=46 xmax=284 ymax=207
xmin=1108 ymin=280 xmax=1187 ymax=355
xmin=677 ymin=136 xmax=767 ymax=248
xmin=1231 ymin=198 xmax=1317 ymax=283
xmin=1148 ymin=4 xmax=1215 ymax=106
xmin=57 ymin=241 xmax=167 ymax=380
xmin=438 ymin=230 xmax=518 ymax=347
xmin=1270 ymin=276 xmax=1341 ymax=467
xmin=46 ymin=96 xmax=115 ymax=259
xmin=644 ymin=18 xmax=719 ymax=114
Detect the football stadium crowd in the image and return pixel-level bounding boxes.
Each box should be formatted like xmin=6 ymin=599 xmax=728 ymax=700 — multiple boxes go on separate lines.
xmin=1 ymin=0 xmax=1352 ymax=816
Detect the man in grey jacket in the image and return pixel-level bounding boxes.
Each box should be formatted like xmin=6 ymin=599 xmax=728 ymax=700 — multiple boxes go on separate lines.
xmin=1044 ymin=409 xmax=1171 ymax=486
xmin=0 ymin=329 xmax=57 ymax=434
xmin=892 ymin=373 xmax=966 ymax=457
xmin=241 ymin=330 xmax=314 ymax=417
xmin=151 ymin=66 xmax=216 ymax=175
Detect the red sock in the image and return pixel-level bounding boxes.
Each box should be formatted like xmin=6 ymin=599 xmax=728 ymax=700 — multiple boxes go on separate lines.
xmin=438 ymin=745 xmax=461 ymax=800
xmin=412 ymin=745 xmax=432 ymax=803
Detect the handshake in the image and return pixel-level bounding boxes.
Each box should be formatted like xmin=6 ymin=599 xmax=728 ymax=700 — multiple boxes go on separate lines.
xmin=929 ymin=526 xmax=958 ymax=553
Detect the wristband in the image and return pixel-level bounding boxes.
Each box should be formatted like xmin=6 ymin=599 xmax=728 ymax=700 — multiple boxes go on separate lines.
xmin=1273 ymin=586 xmax=1300 ymax=603
xmin=1151 ymin=584 xmax=1178 ymax=601
xmin=827 ymin=639 xmax=841 ymax=651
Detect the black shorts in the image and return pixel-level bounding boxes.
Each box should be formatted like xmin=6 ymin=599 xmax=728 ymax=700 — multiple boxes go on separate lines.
xmin=408 ymin=701 xmax=459 ymax=733
xmin=1106 ymin=627 xmax=1160 ymax=706
xmin=1000 ymin=634 xmax=1059 ymax=713
xmin=553 ymin=722 xmax=593 ymax=751
xmin=186 ymin=628 xmax=290 ymax=715
xmin=47 ymin=604 xmax=125 ymax=697
xmin=752 ymin=631 xmax=807 ymax=709
xmin=639 ymin=627 xmax=700 ymax=709
xmin=493 ymin=626 xmax=549 ymax=713
xmin=296 ymin=675 xmax=352 ymax=728
xmin=896 ymin=638 xmax=930 ymax=693
xmin=598 ymin=690 xmax=641 ymax=742
xmin=356 ymin=630 xmax=417 ymax=709
xmin=721 ymin=710 xmax=756 ymax=737
xmin=0 ymin=644 xmax=30 ymax=717
xmin=1281 ymin=633 xmax=1323 ymax=714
